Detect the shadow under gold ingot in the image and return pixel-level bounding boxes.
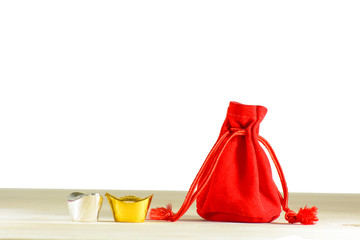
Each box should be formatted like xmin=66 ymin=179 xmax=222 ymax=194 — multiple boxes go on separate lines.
xmin=105 ymin=193 xmax=153 ymax=223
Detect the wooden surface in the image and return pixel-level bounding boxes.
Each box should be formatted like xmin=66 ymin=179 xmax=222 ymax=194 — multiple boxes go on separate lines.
xmin=0 ymin=189 xmax=359 ymax=239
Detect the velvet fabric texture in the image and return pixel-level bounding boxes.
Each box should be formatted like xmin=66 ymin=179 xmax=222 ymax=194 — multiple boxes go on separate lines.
xmin=196 ymin=101 xmax=281 ymax=222
xmin=149 ymin=101 xmax=318 ymax=224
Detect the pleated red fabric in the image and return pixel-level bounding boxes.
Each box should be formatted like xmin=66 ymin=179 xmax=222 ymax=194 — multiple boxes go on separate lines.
xmin=149 ymin=102 xmax=318 ymax=224
xmin=196 ymin=102 xmax=281 ymax=222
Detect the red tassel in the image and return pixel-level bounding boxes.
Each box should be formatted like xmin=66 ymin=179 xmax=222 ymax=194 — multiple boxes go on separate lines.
xmin=285 ymin=206 xmax=318 ymax=225
xmin=149 ymin=204 xmax=174 ymax=221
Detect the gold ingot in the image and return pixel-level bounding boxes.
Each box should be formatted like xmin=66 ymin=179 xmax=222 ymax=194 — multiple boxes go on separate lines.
xmin=105 ymin=193 xmax=153 ymax=223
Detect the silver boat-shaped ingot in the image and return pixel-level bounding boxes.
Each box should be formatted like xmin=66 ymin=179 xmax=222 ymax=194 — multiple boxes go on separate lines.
xmin=67 ymin=192 xmax=103 ymax=222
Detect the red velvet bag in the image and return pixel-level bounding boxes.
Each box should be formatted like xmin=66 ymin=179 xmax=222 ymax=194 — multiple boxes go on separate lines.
xmin=150 ymin=102 xmax=318 ymax=224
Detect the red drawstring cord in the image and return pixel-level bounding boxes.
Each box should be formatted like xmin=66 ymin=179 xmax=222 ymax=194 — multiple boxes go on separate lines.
xmin=149 ymin=129 xmax=245 ymax=221
xmin=258 ymin=136 xmax=318 ymax=225
xmin=149 ymin=129 xmax=318 ymax=224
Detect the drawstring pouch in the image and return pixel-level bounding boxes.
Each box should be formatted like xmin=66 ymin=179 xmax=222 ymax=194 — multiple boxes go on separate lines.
xmin=150 ymin=101 xmax=318 ymax=224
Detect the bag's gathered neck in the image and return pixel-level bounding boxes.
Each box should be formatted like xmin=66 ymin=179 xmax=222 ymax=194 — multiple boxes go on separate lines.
xmin=149 ymin=128 xmax=318 ymax=225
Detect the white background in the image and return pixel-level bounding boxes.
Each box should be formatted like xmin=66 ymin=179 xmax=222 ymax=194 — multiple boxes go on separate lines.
xmin=1 ymin=0 xmax=359 ymax=193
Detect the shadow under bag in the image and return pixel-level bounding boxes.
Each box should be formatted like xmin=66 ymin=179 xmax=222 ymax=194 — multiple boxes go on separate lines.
xmin=150 ymin=101 xmax=318 ymax=224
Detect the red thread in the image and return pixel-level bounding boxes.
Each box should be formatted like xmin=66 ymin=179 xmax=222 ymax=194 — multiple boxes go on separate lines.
xmin=285 ymin=206 xmax=319 ymax=225
xmin=259 ymin=136 xmax=318 ymax=225
xmin=149 ymin=130 xmax=242 ymax=221
xmin=150 ymin=128 xmax=318 ymax=225
xmin=149 ymin=204 xmax=174 ymax=221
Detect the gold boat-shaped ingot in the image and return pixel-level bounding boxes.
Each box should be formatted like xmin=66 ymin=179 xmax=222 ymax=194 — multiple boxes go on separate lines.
xmin=67 ymin=192 xmax=103 ymax=222
xmin=105 ymin=193 xmax=153 ymax=223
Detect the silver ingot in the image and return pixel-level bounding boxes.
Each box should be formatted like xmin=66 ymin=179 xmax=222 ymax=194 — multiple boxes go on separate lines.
xmin=67 ymin=192 xmax=103 ymax=222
